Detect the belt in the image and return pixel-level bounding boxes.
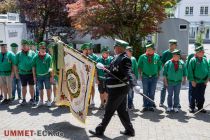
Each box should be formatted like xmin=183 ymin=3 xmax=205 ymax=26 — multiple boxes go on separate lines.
xmin=98 ymin=76 xmax=105 ymax=79
xmin=106 ymin=82 xmax=129 ymax=88
xmin=20 ymin=69 xmax=32 ymax=72
xmin=0 ymin=71 xmax=11 ymax=73
xmin=168 ymin=80 xmax=181 ymax=83
xmin=143 ymin=72 xmax=157 ymax=78
xmin=194 ymin=76 xmax=208 ymax=81
xmin=37 ymin=72 xmax=50 ymax=76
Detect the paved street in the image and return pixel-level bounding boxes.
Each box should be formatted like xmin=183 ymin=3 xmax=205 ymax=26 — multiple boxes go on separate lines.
xmin=0 ymin=44 xmax=210 ymax=140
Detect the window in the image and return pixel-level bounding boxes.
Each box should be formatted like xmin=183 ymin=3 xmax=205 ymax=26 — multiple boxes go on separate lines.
xmin=185 ymin=6 xmax=193 ymax=15
xmin=200 ymin=6 xmax=208 ymax=15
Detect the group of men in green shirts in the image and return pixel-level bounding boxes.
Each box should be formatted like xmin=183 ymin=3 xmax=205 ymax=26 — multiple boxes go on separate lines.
xmin=0 ymin=38 xmax=209 ymax=114
xmin=159 ymin=40 xmax=210 ymax=113
xmin=125 ymin=39 xmax=210 ymax=113
xmin=0 ymin=40 xmax=55 ymax=107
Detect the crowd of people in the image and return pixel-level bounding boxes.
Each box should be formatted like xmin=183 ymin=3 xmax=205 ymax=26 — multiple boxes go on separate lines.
xmin=0 ymin=40 xmax=56 ymax=107
xmin=0 ymin=39 xmax=210 ymax=114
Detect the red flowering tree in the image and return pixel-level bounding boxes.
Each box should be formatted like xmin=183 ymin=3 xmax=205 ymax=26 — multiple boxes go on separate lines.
xmin=67 ymin=0 xmax=176 ymax=56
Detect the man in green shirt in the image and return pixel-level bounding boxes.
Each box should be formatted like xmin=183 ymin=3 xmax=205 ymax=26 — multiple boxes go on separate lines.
xmin=81 ymin=42 xmax=96 ymax=108
xmin=28 ymin=40 xmax=40 ymax=103
xmin=47 ymin=42 xmax=58 ymax=103
xmin=186 ymin=42 xmax=204 ymax=106
xmin=159 ymin=39 xmax=177 ymax=107
xmin=138 ymin=43 xmax=162 ymax=111
xmin=10 ymin=43 xmax=21 ymax=100
xmin=126 ymin=46 xmax=139 ymax=110
xmin=32 ymin=42 xmax=53 ymax=107
xmin=15 ymin=39 xmax=36 ymax=105
xmin=29 ymin=40 xmax=39 ymax=54
xmin=88 ymin=44 xmax=99 ymax=62
xmin=96 ymin=47 xmax=113 ymax=109
xmin=0 ymin=42 xmax=15 ymax=104
xmin=188 ymin=45 xmax=210 ymax=113
xmin=163 ymin=49 xmax=187 ymax=112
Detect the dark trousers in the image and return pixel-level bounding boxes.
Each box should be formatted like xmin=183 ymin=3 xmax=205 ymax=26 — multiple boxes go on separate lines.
xmin=97 ymin=86 xmax=134 ymax=133
xmin=190 ymin=83 xmax=206 ymax=110
xmin=188 ymin=82 xmax=192 ymax=105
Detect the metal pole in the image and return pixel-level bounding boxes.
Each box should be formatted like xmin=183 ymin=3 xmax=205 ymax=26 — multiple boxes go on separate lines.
xmin=194 ymin=104 xmax=210 ymax=115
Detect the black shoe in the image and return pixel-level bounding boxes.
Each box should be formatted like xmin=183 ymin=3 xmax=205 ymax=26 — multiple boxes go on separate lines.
xmin=199 ymin=109 xmax=207 ymax=113
xmin=18 ymin=96 xmax=21 ymax=100
xmin=21 ymin=99 xmax=27 ymax=105
xmin=1 ymin=99 xmax=9 ymax=104
xmin=11 ymin=97 xmax=15 ymax=101
xmin=0 ymin=95 xmax=3 ymax=100
xmin=178 ymin=104 xmax=181 ymax=109
xmin=141 ymin=107 xmax=148 ymax=112
xmin=159 ymin=103 xmax=164 ymax=107
xmin=189 ymin=108 xmax=195 ymax=113
xmin=148 ymin=107 xmax=155 ymax=112
xmin=120 ymin=130 xmax=135 ymax=137
xmin=89 ymin=130 xmax=104 ymax=136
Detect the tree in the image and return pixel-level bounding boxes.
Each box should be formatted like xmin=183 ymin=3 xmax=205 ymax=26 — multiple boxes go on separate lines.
xmin=0 ymin=0 xmax=18 ymax=13
xmin=67 ymin=0 xmax=176 ymax=57
xmin=18 ymin=0 xmax=75 ymax=42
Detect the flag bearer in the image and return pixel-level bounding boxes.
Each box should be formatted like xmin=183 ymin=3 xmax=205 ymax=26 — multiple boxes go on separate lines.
xmin=32 ymin=42 xmax=53 ymax=107
xmin=188 ymin=45 xmax=210 ymax=113
xmin=125 ymin=46 xmax=139 ymax=110
xmin=163 ymin=49 xmax=187 ymax=112
xmin=0 ymin=42 xmax=15 ymax=104
xmin=89 ymin=39 xmax=139 ymax=137
xmin=96 ymin=47 xmax=113 ymax=109
xmin=138 ymin=43 xmax=162 ymax=111
xmin=159 ymin=39 xmax=177 ymax=107
xmin=15 ymin=40 xmax=36 ymax=105
xmin=10 ymin=43 xmax=21 ymax=100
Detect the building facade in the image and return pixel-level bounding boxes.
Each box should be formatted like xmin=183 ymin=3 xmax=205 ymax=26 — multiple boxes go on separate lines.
xmin=175 ymin=0 xmax=210 ymax=43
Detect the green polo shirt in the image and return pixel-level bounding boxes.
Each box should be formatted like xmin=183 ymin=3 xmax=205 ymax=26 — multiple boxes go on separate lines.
xmin=0 ymin=51 xmax=15 ymax=76
xmin=32 ymin=53 xmax=52 ymax=77
xmin=97 ymin=56 xmax=113 ymax=80
xmin=186 ymin=53 xmax=194 ymax=69
xmin=16 ymin=50 xmax=36 ymax=75
xmin=138 ymin=53 xmax=162 ymax=78
xmin=186 ymin=53 xmax=207 ymax=69
xmin=163 ymin=60 xmax=187 ymax=85
xmin=131 ymin=56 xmax=139 ymax=79
xmin=89 ymin=53 xmax=98 ymax=62
xmin=161 ymin=49 xmax=173 ymax=65
xmin=188 ymin=57 xmax=210 ymax=83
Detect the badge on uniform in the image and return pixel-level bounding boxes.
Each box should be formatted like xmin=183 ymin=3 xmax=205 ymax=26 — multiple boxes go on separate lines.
xmin=113 ymin=65 xmax=119 ymax=72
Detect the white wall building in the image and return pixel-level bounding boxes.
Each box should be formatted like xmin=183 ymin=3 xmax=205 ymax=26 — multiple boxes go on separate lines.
xmin=0 ymin=13 xmax=27 ymax=50
xmin=175 ymin=0 xmax=210 ymax=42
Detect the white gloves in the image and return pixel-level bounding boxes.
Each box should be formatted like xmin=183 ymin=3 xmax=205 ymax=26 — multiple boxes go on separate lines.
xmin=133 ymin=86 xmax=141 ymax=93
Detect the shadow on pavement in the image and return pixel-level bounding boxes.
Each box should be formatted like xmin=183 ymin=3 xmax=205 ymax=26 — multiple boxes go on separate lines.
xmin=139 ymin=109 xmax=165 ymax=122
xmin=4 ymin=102 xmax=69 ymax=116
xmin=192 ymin=111 xmax=210 ymax=123
xmin=44 ymin=121 xmax=89 ymax=140
xmin=165 ymin=110 xmax=190 ymax=123
xmin=89 ymin=135 xmax=129 ymax=140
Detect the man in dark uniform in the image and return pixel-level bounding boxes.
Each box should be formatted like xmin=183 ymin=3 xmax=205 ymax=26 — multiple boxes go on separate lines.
xmin=89 ymin=39 xmax=140 ymax=137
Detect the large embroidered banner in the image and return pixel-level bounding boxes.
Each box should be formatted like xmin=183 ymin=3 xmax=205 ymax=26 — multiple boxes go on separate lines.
xmin=56 ymin=43 xmax=95 ymax=123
